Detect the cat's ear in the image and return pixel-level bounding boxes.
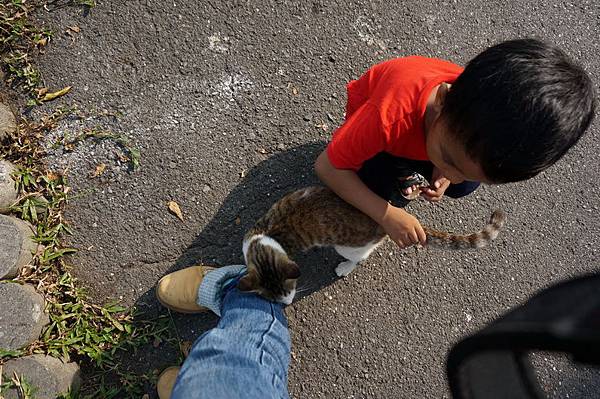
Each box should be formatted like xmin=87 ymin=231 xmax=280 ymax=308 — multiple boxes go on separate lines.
xmin=238 ymin=269 xmax=259 ymax=292
xmin=283 ymin=260 xmax=301 ymax=280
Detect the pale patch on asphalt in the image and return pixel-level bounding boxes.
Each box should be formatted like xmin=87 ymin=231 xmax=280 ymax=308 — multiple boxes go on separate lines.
xmin=43 ymin=114 xmax=133 ymax=180
xmin=210 ymin=73 xmax=254 ymax=104
xmin=150 ymin=71 xmax=254 ymax=110
xmin=208 ymin=33 xmax=230 ymax=53
xmin=352 ymin=16 xmax=387 ymax=50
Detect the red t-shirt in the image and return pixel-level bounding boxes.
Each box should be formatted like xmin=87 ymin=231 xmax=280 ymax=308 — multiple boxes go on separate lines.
xmin=326 ymin=56 xmax=463 ymax=171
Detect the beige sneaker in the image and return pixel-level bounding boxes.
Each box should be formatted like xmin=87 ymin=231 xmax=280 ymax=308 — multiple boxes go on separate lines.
xmin=157 ymin=366 xmax=180 ymax=399
xmin=156 ymin=265 xmax=215 ymax=313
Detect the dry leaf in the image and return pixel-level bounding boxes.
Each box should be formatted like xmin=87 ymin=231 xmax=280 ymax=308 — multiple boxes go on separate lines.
xmin=68 ymin=26 xmax=81 ymax=33
xmin=41 ymin=86 xmax=72 ymax=102
xmin=117 ymin=152 xmax=129 ymax=163
xmin=179 ymin=340 xmax=193 ymax=357
xmin=292 ymin=87 xmax=298 ymax=95
xmin=142 ymin=395 xmax=150 ymax=399
xmin=36 ymin=87 xmax=48 ymax=97
xmin=168 ymin=201 xmax=184 ymax=221
xmin=315 ymin=122 xmax=329 ymax=131
xmin=90 ymin=163 xmax=106 ymax=178
xmin=234 ymin=217 xmax=241 ymax=225
xmin=36 ymin=37 xmax=48 ymax=46
xmin=35 ymin=245 xmax=45 ymax=257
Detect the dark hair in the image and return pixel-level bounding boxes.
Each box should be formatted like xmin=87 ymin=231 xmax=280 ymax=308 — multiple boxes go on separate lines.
xmin=442 ymin=38 xmax=596 ymax=183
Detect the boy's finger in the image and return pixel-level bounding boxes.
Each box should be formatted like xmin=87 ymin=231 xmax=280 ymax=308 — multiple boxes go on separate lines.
xmin=408 ymin=231 xmax=420 ymax=245
xmin=416 ymin=226 xmax=427 ymax=245
xmin=421 ymin=190 xmax=440 ymax=201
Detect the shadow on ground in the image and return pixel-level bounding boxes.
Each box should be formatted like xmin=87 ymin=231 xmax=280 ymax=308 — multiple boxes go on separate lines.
xmin=105 ymin=141 xmax=345 ymax=395
xmin=161 ymin=140 xmax=345 ymax=306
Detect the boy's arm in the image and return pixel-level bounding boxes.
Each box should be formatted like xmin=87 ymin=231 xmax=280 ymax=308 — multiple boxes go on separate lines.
xmin=315 ymin=150 xmax=426 ymax=248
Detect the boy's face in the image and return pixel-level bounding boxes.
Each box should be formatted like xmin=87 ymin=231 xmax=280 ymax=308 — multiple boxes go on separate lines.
xmin=426 ymin=117 xmax=490 ymax=184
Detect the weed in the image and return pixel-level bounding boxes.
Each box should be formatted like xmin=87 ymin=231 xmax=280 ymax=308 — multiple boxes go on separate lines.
xmin=0 ymin=372 xmax=38 ymax=399
xmin=76 ymin=0 xmax=97 ymax=8
xmin=1 ymin=3 xmax=162 ymax=396
xmin=0 ymin=1 xmax=52 ymax=99
xmin=57 ymin=127 xmax=141 ymax=170
xmin=0 ymin=111 xmax=170 ymax=397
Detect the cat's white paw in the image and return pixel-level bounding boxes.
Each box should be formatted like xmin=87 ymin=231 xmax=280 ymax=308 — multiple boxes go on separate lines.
xmin=335 ymin=260 xmax=357 ymax=277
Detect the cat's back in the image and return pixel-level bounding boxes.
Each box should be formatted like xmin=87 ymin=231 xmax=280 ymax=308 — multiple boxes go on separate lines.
xmin=250 ymin=186 xmax=383 ymax=251
xmin=270 ymin=186 xmax=365 ymax=223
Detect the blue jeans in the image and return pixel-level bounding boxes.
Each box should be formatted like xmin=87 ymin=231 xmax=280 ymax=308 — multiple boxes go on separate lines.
xmin=171 ymin=289 xmax=291 ymax=399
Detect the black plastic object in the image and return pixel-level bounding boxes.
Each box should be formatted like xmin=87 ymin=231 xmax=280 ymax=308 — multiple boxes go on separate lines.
xmin=398 ymin=172 xmax=429 ymax=199
xmin=447 ymin=273 xmax=600 ymax=399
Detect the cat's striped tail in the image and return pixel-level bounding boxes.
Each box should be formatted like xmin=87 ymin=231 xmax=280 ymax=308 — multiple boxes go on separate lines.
xmin=424 ymin=210 xmax=506 ymax=250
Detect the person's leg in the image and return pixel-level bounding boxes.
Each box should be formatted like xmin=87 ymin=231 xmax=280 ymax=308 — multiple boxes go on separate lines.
xmin=155 ymin=265 xmax=291 ymax=399
xmin=171 ymin=288 xmax=290 ymax=399
xmin=357 ymin=153 xmax=479 ymax=204
xmin=444 ymin=180 xmax=480 ymax=198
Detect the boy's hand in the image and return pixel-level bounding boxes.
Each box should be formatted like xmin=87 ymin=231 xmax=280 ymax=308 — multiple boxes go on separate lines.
xmin=421 ymin=167 xmax=450 ymax=202
xmin=380 ymin=206 xmax=426 ymax=249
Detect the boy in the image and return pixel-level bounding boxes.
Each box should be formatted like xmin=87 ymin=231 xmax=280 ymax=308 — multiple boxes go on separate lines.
xmin=315 ymin=38 xmax=595 ymax=249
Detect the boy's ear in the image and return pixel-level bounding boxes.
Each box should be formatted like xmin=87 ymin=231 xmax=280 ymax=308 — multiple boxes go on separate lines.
xmin=435 ymin=82 xmax=452 ymax=108
xmin=238 ymin=269 xmax=258 ymax=292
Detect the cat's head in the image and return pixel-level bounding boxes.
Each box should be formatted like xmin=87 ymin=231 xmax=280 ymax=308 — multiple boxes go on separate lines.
xmin=239 ymin=237 xmax=300 ymax=305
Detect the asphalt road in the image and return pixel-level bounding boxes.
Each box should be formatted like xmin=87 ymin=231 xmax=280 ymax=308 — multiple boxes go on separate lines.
xmin=33 ymin=0 xmax=599 ymax=397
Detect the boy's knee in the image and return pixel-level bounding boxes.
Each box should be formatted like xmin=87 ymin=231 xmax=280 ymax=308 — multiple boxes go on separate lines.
xmin=445 ymin=181 xmax=480 ymax=199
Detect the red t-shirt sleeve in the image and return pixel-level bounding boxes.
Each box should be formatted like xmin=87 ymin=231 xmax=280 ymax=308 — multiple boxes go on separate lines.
xmin=326 ymin=102 xmax=387 ymax=171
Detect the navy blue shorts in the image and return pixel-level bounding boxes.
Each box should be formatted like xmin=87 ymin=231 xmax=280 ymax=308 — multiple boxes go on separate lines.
xmin=357 ymin=152 xmax=480 ymax=208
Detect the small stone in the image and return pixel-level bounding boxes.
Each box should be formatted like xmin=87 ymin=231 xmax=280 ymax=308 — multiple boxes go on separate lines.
xmin=0 ymin=102 xmax=17 ymax=141
xmin=0 ymin=283 xmax=49 ymax=351
xmin=0 ymin=160 xmax=18 ymax=213
xmin=202 ymin=184 xmax=211 ymax=193
xmin=276 ymin=143 xmax=286 ymax=151
xmin=2 ymin=354 xmax=80 ymax=399
xmin=0 ymin=215 xmax=38 ymax=279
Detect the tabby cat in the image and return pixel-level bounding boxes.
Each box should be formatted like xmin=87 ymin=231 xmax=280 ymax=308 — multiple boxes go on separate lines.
xmin=238 ymin=184 xmax=506 ymax=304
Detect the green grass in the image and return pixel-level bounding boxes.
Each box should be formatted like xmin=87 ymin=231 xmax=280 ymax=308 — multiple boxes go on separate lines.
xmin=0 ymin=106 xmax=170 ymax=399
xmin=76 ymin=0 xmax=97 ymax=8
xmin=56 ymin=126 xmax=141 ymax=170
xmin=0 ymin=372 xmax=38 ymax=399
xmin=0 ymin=3 xmax=169 ymax=396
xmin=0 ymin=1 xmax=95 ymax=104
xmin=0 ymin=0 xmax=52 ymax=101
